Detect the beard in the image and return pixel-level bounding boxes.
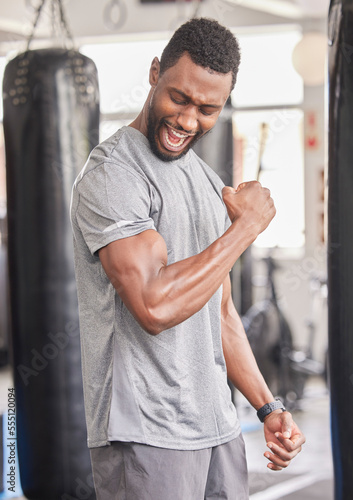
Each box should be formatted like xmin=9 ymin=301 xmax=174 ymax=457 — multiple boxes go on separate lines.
xmin=146 ymin=101 xmax=204 ymax=162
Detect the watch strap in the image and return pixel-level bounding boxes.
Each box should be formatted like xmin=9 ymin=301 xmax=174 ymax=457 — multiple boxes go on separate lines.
xmin=257 ymin=399 xmax=286 ymax=422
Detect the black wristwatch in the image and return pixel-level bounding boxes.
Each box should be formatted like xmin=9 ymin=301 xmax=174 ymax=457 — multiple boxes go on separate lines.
xmin=257 ymin=398 xmax=286 ymax=422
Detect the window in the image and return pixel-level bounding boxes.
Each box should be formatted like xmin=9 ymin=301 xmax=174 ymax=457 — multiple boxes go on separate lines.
xmin=81 ymin=39 xmax=168 ymax=116
xmin=233 ymin=108 xmax=304 ymax=248
xmin=231 ymin=30 xmax=303 ymax=108
xmin=230 ymin=29 xmax=305 ymax=249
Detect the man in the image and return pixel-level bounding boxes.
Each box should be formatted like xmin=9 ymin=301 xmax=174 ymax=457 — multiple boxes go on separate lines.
xmin=71 ymin=17 xmax=305 ymax=499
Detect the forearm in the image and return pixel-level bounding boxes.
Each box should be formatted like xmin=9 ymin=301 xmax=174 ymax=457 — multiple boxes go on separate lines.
xmin=221 ymin=290 xmax=274 ymax=409
xmin=139 ymin=218 xmax=257 ymax=333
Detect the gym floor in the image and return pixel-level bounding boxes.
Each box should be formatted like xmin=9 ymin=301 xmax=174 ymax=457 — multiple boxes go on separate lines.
xmin=0 ymin=368 xmax=333 ymax=500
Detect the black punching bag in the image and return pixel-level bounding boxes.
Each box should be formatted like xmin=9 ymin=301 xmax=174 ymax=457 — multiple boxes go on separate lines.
xmin=3 ymin=48 xmax=99 ymax=499
xmin=328 ymin=1 xmax=353 ymax=498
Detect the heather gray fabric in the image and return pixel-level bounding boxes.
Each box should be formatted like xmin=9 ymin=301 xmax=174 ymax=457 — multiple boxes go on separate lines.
xmin=71 ymin=126 xmax=240 ymax=449
xmin=90 ymin=436 xmax=249 ymax=500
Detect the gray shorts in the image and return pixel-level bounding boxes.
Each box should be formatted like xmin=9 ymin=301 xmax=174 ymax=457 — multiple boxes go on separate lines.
xmin=90 ymin=434 xmax=249 ymax=500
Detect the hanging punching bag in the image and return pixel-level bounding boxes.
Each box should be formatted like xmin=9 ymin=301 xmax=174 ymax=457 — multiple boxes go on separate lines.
xmin=3 ymin=48 xmax=99 ymax=499
xmin=328 ymin=1 xmax=353 ymax=498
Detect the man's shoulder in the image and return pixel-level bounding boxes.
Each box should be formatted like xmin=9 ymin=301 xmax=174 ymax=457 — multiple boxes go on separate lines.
xmin=74 ymin=127 xmax=150 ymax=187
xmin=86 ymin=126 xmax=144 ymax=172
xmin=99 ymin=126 xmax=150 ymax=159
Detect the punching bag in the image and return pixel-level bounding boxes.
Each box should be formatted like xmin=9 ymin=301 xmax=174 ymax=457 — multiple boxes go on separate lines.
xmin=3 ymin=48 xmax=99 ymax=499
xmin=328 ymin=1 xmax=353 ymax=498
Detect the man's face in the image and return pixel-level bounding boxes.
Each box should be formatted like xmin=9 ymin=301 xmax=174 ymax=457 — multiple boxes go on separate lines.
xmin=147 ymin=53 xmax=232 ymax=162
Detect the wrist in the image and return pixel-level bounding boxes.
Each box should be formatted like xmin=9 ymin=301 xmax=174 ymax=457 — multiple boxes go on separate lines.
xmin=257 ymin=398 xmax=286 ymax=423
xmin=228 ymin=215 xmax=259 ymax=246
xmin=263 ymin=408 xmax=284 ymax=422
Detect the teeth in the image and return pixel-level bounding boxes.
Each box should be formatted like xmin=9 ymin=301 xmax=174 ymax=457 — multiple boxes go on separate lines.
xmin=167 ymin=125 xmax=189 ymax=139
xmin=172 ymin=129 xmax=188 ymax=138
xmin=165 ymin=130 xmax=185 ymax=147
xmin=164 ymin=125 xmax=189 ymax=148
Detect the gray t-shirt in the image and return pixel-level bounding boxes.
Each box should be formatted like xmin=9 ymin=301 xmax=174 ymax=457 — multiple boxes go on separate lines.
xmin=71 ymin=126 xmax=240 ymax=449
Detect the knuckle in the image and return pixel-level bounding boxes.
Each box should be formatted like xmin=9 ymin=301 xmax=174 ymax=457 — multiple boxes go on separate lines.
xmin=285 ymin=440 xmax=296 ymax=453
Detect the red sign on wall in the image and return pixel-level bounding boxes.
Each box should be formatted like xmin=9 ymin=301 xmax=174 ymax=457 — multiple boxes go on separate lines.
xmin=305 ymin=111 xmax=319 ymax=150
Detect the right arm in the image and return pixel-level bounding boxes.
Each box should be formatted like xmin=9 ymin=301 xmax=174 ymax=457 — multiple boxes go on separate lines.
xmin=99 ymin=181 xmax=275 ymax=335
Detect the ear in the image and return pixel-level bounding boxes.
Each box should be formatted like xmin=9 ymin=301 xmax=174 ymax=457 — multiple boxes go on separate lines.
xmin=149 ymin=57 xmax=160 ymax=87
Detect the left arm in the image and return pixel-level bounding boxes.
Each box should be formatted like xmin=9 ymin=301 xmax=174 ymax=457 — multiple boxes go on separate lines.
xmin=221 ymin=274 xmax=305 ymax=470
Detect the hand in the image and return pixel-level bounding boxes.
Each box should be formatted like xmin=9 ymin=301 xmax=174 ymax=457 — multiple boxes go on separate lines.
xmin=222 ymin=181 xmax=276 ymax=237
xmin=262 ymin=410 xmax=305 ymax=471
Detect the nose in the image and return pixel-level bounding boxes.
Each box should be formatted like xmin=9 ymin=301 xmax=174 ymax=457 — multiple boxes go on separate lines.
xmin=176 ymin=105 xmax=198 ymax=134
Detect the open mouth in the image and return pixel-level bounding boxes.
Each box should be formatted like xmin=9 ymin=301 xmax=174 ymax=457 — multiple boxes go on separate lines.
xmin=161 ymin=123 xmax=195 ymax=152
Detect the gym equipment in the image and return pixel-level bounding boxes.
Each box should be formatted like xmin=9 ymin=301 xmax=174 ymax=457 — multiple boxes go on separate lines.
xmin=3 ymin=46 xmax=99 ymax=499
xmin=328 ymin=0 xmax=353 ymax=498
xmin=242 ymin=255 xmax=326 ymax=408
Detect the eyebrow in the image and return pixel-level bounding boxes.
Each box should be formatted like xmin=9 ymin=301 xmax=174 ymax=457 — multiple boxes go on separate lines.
xmin=169 ymin=88 xmax=223 ymax=109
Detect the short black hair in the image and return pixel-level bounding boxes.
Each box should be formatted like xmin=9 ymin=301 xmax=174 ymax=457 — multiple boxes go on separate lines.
xmin=160 ymin=18 xmax=241 ymax=92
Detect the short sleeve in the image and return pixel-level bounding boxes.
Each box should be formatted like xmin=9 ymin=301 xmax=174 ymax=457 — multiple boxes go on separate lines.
xmin=74 ymin=162 xmax=156 ymax=255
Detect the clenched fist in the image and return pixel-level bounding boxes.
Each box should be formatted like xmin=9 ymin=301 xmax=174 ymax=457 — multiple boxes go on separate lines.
xmin=222 ymin=181 xmax=276 ymax=239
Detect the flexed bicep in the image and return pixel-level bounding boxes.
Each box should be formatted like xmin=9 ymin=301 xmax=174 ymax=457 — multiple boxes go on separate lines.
xmin=99 ymin=229 xmax=169 ymax=335
xmin=98 ymin=193 xmax=271 ymax=336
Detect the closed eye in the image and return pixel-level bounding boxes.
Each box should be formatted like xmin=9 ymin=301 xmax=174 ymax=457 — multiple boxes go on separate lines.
xmin=170 ymin=95 xmax=187 ymax=105
xmin=200 ymin=107 xmax=217 ymax=116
